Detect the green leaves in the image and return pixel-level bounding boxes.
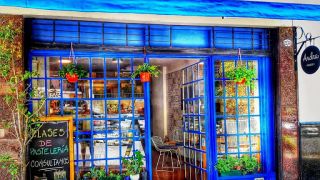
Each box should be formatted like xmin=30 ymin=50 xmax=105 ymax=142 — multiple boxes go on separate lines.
xmin=0 ymin=154 xmax=19 ymax=177
xmin=131 ymin=63 xmax=161 ymax=79
xmin=215 ymin=155 xmax=260 ymax=175
xmin=122 ymin=150 xmax=144 ymax=175
xmin=58 ymin=63 xmax=88 ymax=78
xmin=0 ymin=24 xmax=17 ymax=41
xmin=225 ymin=65 xmax=256 ymax=89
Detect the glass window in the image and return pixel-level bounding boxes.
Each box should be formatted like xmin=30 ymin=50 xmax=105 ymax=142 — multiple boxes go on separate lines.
xmin=30 ymin=55 xmax=146 ymax=177
xmin=214 ymin=59 xmax=262 ymax=176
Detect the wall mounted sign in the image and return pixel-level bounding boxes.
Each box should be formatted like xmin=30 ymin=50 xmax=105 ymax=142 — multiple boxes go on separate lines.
xmin=301 ymin=45 xmax=320 ymax=74
xmin=28 ymin=116 xmax=74 ymax=180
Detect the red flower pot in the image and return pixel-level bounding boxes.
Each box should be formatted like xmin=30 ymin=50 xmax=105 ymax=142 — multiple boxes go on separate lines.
xmin=140 ymin=72 xmax=151 ymax=82
xmin=66 ymin=73 xmax=79 ymax=83
xmin=236 ymin=78 xmax=246 ymax=85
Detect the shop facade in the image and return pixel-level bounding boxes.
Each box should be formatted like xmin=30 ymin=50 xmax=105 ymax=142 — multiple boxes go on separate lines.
xmin=0 ymin=1 xmax=306 ymax=179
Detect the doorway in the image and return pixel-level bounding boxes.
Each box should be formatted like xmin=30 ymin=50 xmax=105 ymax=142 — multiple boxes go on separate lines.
xmin=149 ymin=57 xmax=208 ymax=180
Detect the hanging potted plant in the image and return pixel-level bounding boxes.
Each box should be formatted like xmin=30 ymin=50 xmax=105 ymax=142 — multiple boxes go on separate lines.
xmin=226 ymin=48 xmax=257 ymax=88
xmin=131 ymin=63 xmax=160 ymax=83
xmin=58 ymin=63 xmax=88 ymax=83
xmin=225 ymin=65 xmax=256 ymax=88
xmin=122 ymin=150 xmax=144 ymax=180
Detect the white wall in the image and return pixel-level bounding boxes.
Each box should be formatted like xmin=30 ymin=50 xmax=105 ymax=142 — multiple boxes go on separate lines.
xmin=151 ymin=66 xmax=167 ymax=138
xmin=292 ymin=20 xmax=320 ymax=123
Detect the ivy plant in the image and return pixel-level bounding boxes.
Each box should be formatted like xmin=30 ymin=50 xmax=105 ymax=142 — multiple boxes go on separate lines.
xmin=0 ymin=18 xmax=45 ymax=180
xmin=240 ymin=155 xmax=260 ymax=175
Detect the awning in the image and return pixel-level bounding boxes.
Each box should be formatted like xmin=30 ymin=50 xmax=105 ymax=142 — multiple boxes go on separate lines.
xmin=0 ymin=0 xmax=320 ymax=21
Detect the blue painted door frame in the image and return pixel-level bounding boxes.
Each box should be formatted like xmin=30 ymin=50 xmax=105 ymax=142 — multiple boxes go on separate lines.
xmin=28 ymin=50 xmax=275 ymax=180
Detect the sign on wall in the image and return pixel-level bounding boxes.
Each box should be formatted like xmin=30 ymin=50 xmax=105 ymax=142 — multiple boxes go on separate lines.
xmin=28 ymin=116 xmax=74 ymax=180
xmin=301 ymin=45 xmax=320 ymax=74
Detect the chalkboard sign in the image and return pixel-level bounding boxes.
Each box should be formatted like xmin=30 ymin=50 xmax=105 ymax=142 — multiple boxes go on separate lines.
xmin=28 ymin=116 xmax=74 ymax=180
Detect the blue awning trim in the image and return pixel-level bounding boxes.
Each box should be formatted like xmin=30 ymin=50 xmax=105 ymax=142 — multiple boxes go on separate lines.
xmin=1 ymin=0 xmax=320 ymax=21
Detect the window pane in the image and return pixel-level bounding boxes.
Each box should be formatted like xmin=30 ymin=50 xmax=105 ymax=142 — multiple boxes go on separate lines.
xmin=32 ymin=56 xmax=45 ymax=77
xmin=119 ymin=58 xmax=132 ymax=78
xmin=47 ymin=56 xmax=60 ymax=77
xmin=92 ymin=57 xmax=104 ymax=78
xmin=107 ymin=80 xmax=118 ymax=98
xmin=107 ymin=100 xmax=119 ymax=118
xmin=93 ymin=80 xmax=105 ymax=98
xmin=76 ymin=57 xmax=90 ymax=78
xmin=106 ymin=58 xmax=118 ymax=78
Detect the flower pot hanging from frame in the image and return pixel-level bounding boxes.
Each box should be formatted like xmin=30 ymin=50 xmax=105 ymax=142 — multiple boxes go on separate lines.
xmin=140 ymin=72 xmax=151 ymax=82
xmin=225 ymin=48 xmax=256 ymax=88
xmin=58 ymin=43 xmax=88 ymax=83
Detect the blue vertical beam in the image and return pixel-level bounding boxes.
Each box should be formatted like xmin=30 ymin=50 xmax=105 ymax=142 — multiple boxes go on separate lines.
xmin=143 ymin=56 xmax=152 ymax=180
xmin=205 ymin=56 xmax=215 ymax=180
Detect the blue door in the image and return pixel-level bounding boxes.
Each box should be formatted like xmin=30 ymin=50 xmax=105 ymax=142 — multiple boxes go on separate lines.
xmin=210 ymin=55 xmax=275 ymax=180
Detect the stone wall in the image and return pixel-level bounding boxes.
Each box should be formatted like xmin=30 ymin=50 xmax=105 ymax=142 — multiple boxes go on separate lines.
xmin=166 ymin=70 xmax=183 ymax=140
xmin=277 ymin=27 xmax=299 ymax=180
xmin=0 ymin=15 xmax=24 ymax=178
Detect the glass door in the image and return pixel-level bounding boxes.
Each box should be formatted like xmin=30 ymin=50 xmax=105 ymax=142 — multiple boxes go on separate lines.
xmin=182 ymin=60 xmax=207 ymax=180
xmin=213 ymin=56 xmax=275 ymax=179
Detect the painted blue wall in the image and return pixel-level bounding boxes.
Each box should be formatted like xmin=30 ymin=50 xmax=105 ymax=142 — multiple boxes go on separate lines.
xmin=0 ymin=0 xmax=320 ymax=21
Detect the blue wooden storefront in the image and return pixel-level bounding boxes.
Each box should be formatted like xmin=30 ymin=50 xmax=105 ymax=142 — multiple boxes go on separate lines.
xmin=28 ymin=19 xmax=275 ymax=180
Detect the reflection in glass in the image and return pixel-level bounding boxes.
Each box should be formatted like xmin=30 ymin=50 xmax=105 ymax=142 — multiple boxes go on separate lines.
xmin=250 ymin=98 xmax=260 ymax=115
xmin=62 ymin=80 xmax=76 ymax=98
xmin=76 ymin=57 xmax=90 ymax=78
xmin=120 ymin=58 xmax=132 ymax=78
xmin=239 ymin=136 xmax=250 ymax=152
xmin=238 ymin=99 xmax=248 ymax=115
xmin=227 ymin=136 xmax=238 ymax=153
xmin=32 ymin=57 xmax=45 ymax=77
xmin=78 ymin=100 xmax=91 ymax=118
xmin=226 ymin=118 xmax=237 ymax=134
xmin=216 ymin=118 xmax=224 ymax=135
xmin=217 ymin=136 xmax=225 ymax=153
xmin=92 ymin=58 xmax=104 ymax=78
xmin=225 ymin=81 xmax=235 ymax=97
xmin=107 ymin=100 xmax=119 ymax=118
xmin=120 ymin=80 xmax=132 ymax=98
xmin=93 ymin=80 xmax=105 ymax=98
xmin=238 ymin=117 xmax=249 ymax=134
xmin=92 ymin=100 xmax=105 ymax=118
xmin=47 ymin=79 xmax=61 ymax=98
xmin=47 ymin=57 xmax=60 ymax=77
xmin=48 ymin=100 xmax=61 ymax=115
xmin=78 ymin=80 xmax=90 ymax=98
xmin=215 ymin=98 xmax=224 ymax=115
xmin=134 ymin=99 xmax=144 ymax=116
xmin=106 ymin=58 xmax=118 ymax=78
xmin=134 ymin=80 xmax=144 ymax=98
xmin=107 ymin=80 xmax=118 ymax=98
xmin=226 ymin=99 xmax=236 ymax=115
xmin=250 ymin=117 xmax=260 ymax=133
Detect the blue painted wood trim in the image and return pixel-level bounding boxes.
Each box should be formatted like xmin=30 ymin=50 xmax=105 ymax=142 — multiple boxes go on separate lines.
xmin=1 ymin=0 xmax=320 ymax=20
xmin=143 ymin=57 xmax=152 ymax=180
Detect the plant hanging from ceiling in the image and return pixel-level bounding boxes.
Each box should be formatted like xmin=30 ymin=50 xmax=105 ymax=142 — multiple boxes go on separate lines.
xmin=225 ymin=49 xmax=256 ymax=88
xmin=58 ymin=43 xmax=88 ymax=83
xmin=131 ymin=63 xmax=161 ymax=83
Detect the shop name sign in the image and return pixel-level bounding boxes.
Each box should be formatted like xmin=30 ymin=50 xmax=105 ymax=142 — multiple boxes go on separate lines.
xmin=301 ymin=45 xmax=320 ymax=74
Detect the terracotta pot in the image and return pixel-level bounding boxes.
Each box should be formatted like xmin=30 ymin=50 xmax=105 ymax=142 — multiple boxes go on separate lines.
xmin=66 ymin=73 xmax=79 ymax=83
xmin=236 ymin=78 xmax=246 ymax=85
xmin=140 ymin=72 xmax=151 ymax=82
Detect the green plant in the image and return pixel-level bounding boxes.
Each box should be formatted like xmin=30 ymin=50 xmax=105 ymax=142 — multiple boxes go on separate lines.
xmin=131 ymin=63 xmax=160 ymax=79
xmin=0 ymin=17 xmax=45 ymax=180
xmin=107 ymin=171 xmax=123 ymax=180
xmin=225 ymin=65 xmax=256 ymax=88
xmin=58 ymin=63 xmax=88 ymax=78
xmin=240 ymin=155 xmax=260 ymax=175
xmin=215 ymin=156 xmax=238 ymax=174
xmin=122 ymin=150 xmax=144 ymax=175
xmin=215 ymin=156 xmax=260 ymax=176
xmin=0 ymin=154 xmax=19 ymax=177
